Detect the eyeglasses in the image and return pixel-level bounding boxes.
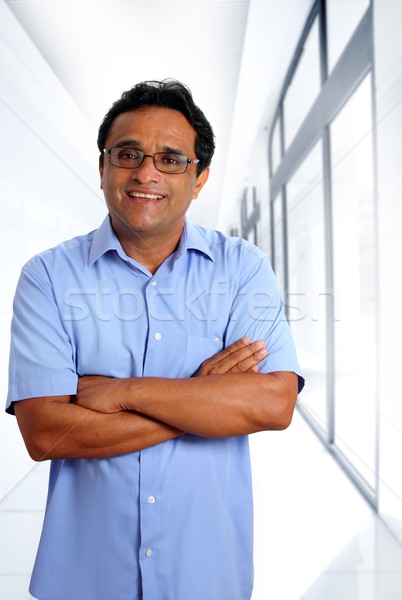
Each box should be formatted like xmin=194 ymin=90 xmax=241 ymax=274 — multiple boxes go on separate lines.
xmin=104 ymin=147 xmax=200 ymax=174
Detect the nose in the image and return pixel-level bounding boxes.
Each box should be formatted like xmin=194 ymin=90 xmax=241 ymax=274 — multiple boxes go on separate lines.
xmin=131 ymin=155 xmax=161 ymax=183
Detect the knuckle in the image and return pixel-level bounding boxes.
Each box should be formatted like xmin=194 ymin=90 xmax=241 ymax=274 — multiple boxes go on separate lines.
xmin=232 ymin=349 xmax=243 ymax=361
xmin=220 ymin=347 xmax=232 ymax=357
xmin=237 ymin=361 xmax=248 ymax=373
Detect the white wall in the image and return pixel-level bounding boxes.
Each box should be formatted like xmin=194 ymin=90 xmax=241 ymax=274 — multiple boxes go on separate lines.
xmin=0 ymin=0 xmax=106 ymax=500
xmin=373 ymin=0 xmax=402 ymax=545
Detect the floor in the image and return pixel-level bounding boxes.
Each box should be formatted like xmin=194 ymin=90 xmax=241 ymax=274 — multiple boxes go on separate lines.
xmin=0 ymin=411 xmax=401 ymax=600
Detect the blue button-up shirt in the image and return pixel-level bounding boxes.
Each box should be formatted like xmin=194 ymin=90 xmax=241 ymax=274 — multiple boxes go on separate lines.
xmin=7 ymin=216 xmax=303 ymax=600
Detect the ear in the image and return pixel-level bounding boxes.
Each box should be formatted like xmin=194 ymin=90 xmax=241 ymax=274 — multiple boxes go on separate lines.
xmin=99 ymin=159 xmax=104 ymax=190
xmin=193 ymin=167 xmax=210 ymax=199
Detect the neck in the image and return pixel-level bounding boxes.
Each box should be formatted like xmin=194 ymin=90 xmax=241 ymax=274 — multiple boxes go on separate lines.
xmin=111 ymin=218 xmax=184 ymax=274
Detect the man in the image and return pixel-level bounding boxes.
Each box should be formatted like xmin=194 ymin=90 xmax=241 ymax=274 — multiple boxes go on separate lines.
xmin=7 ymin=80 xmax=303 ymax=600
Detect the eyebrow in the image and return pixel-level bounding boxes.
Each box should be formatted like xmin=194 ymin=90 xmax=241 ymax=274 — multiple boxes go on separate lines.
xmin=112 ymin=139 xmax=189 ymax=156
xmin=159 ymin=144 xmax=188 ymax=156
xmin=112 ymin=138 xmax=141 ymax=148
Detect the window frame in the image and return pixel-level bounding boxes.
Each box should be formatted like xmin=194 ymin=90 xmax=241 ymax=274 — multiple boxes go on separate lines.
xmin=268 ymin=0 xmax=378 ymax=510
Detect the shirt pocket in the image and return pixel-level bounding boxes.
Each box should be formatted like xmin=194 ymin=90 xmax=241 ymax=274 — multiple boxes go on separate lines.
xmin=181 ymin=334 xmax=224 ymax=378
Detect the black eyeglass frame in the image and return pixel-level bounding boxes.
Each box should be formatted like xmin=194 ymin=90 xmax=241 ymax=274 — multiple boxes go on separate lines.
xmin=103 ymin=147 xmax=200 ymax=174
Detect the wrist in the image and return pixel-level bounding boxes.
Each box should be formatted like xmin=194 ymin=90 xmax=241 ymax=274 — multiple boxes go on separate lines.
xmin=121 ymin=377 xmax=142 ymax=412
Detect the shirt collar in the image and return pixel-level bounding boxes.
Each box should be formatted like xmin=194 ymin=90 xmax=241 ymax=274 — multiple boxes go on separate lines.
xmin=88 ymin=215 xmax=123 ymax=266
xmin=89 ymin=215 xmax=215 ymax=267
xmin=177 ymin=219 xmax=215 ymax=262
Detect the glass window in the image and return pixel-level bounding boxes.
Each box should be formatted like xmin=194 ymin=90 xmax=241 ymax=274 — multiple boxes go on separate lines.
xmin=283 ymin=17 xmax=321 ymax=150
xmin=272 ymin=193 xmax=285 ymax=294
xmin=326 ymin=0 xmax=370 ymax=73
xmin=330 ymin=74 xmax=376 ymax=489
xmin=286 ymin=140 xmax=327 ymax=432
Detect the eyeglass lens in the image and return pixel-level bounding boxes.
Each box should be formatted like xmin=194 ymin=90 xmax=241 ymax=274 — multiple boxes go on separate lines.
xmin=110 ymin=148 xmax=189 ymax=173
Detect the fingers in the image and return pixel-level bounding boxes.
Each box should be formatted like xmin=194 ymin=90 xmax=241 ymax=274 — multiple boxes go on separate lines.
xmin=225 ymin=339 xmax=268 ymax=374
xmin=201 ymin=337 xmax=252 ymax=366
xmin=194 ymin=337 xmax=268 ymax=376
xmin=232 ymin=344 xmax=267 ymax=373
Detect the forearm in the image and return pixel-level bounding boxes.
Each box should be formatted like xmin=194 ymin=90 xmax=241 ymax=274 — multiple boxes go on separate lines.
xmin=73 ymin=341 xmax=297 ymax=438
xmin=14 ymin=396 xmax=182 ymax=461
xmin=122 ymin=372 xmax=298 ymax=437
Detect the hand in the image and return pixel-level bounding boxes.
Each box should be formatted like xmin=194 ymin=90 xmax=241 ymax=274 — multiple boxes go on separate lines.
xmin=73 ymin=375 xmax=128 ymax=413
xmin=193 ymin=337 xmax=268 ymax=377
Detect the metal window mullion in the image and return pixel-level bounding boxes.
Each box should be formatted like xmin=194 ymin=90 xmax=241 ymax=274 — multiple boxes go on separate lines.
xmin=318 ymin=0 xmax=328 ymax=85
xmin=322 ymin=124 xmax=335 ymax=445
xmin=270 ymin=102 xmax=285 ymax=270
xmin=368 ymin=0 xmax=380 ymax=512
xmin=252 ymin=187 xmax=258 ymax=245
xmin=320 ymin=0 xmax=334 ymax=449
xmin=269 ymin=196 xmax=275 ymax=269
xmin=282 ymin=186 xmax=289 ymax=319
xmin=270 ymin=7 xmax=373 ymax=202
xmin=278 ymin=104 xmax=286 ymax=283
xmin=281 ymin=0 xmax=320 ymax=96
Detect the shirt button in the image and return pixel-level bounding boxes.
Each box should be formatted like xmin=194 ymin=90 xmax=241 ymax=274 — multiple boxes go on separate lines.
xmin=148 ymin=495 xmax=156 ymax=504
xmin=154 ymin=332 xmax=162 ymax=341
xmin=151 ymin=280 xmax=158 ymax=286
xmin=145 ymin=548 xmax=153 ymax=557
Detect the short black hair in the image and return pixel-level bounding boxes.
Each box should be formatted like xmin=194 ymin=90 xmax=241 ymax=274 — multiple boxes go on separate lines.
xmin=97 ymin=79 xmax=215 ymax=176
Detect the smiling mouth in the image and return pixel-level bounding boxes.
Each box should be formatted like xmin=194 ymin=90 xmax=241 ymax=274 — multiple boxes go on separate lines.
xmin=127 ymin=191 xmax=164 ymax=200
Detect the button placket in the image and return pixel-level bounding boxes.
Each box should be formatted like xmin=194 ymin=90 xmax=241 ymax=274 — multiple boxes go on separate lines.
xmin=146 ymin=279 xmax=164 ymax=343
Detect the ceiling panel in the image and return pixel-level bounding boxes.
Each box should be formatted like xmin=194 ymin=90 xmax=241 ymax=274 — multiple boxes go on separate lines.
xmin=5 ymin=0 xmax=250 ymax=227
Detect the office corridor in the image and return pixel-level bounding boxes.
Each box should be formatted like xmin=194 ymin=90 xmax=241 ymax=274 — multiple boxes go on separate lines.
xmin=1 ymin=410 xmax=401 ymax=600
xmin=2 ymin=1 xmax=402 ymax=598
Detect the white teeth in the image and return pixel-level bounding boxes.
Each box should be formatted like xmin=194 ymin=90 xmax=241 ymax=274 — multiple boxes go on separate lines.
xmin=128 ymin=192 xmax=163 ymax=200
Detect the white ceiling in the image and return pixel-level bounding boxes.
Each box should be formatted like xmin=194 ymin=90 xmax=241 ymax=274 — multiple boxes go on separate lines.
xmin=5 ymin=0 xmax=313 ymax=229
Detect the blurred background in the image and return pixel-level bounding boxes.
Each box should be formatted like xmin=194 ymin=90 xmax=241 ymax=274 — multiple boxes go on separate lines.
xmin=1 ymin=0 xmax=402 ymax=598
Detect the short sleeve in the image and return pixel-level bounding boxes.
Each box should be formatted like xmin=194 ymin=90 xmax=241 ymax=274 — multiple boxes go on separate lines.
xmin=6 ymin=261 xmax=78 ymax=414
xmin=225 ymin=246 xmax=304 ymax=393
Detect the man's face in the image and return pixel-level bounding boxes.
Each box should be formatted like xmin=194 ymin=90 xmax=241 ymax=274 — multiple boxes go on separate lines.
xmin=100 ymin=106 xmax=209 ymax=244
